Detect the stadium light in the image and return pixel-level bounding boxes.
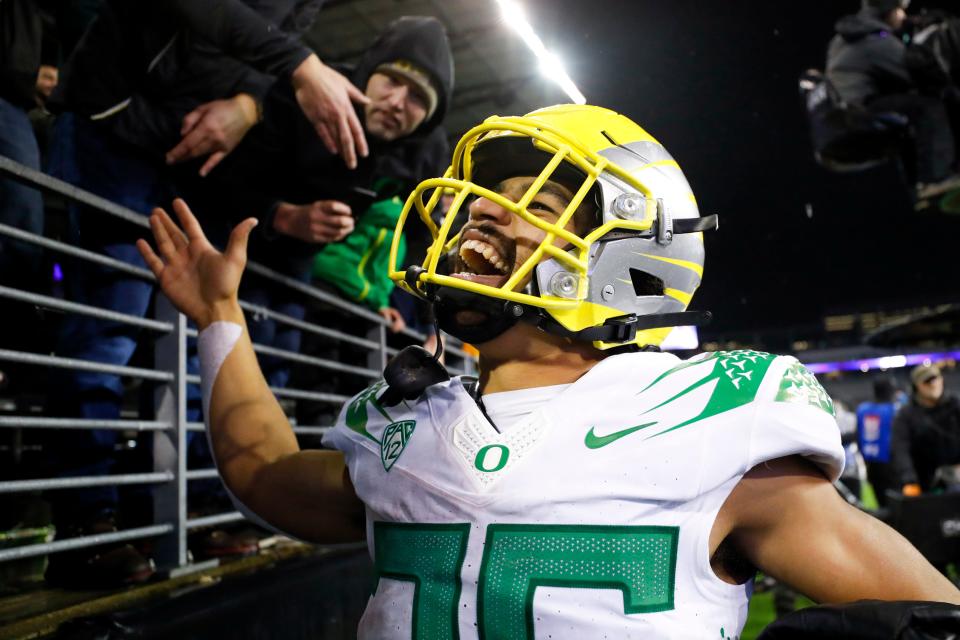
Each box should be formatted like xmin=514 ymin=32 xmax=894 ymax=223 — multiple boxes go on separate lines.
xmin=802 ymin=350 xmax=960 ymax=374
xmin=493 ymin=0 xmax=586 ymax=105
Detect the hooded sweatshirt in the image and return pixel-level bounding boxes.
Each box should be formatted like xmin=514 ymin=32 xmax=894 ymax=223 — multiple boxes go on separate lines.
xmin=191 ymin=15 xmax=454 ymax=254
xmin=309 ymin=125 xmax=450 ymax=312
xmin=826 ymin=9 xmax=913 ymax=106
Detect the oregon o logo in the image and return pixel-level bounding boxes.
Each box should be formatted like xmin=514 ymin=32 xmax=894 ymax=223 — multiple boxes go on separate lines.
xmin=474 ymin=444 xmax=510 ymax=472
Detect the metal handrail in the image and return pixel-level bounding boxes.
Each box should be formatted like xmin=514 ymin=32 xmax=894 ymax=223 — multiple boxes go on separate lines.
xmin=0 ymin=154 xmax=149 ymax=228
xmin=237 ymin=299 xmax=381 ymax=350
xmin=0 ymin=153 xmax=476 ymax=575
xmin=0 ymin=348 xmax=173 ymax=381
xmin=0 ymin=222 xmax=155 ymax=280
xmin=0 ymin=417 xmax=171 ymax=431
xmin=183 ymin=374 xmax=349 ymax=404
xmin=0 ymin=524 xmax=174 ymax=563
xmin=249 ymin=342 xmax=380 ymax=379
xmin=0 ymin=472 xmax=174 ymax=493
xmin=0 ymin=283 xmax=173 ymax=332
xmin=185 ymin=469 xmax=219 ymax=481
xmin=186 ymin=512 xmax=245 ymax=530
xmin=185 ymin=422 xmax=331 ymax=435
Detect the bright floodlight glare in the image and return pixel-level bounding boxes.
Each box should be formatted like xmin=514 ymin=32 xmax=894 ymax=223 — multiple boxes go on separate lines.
xmin=494 ymin=0 xmax=586 ymax=105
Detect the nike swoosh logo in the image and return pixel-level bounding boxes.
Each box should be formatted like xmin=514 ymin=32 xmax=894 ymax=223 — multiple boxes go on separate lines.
xmin=584 ymin=421 xmax=658 ymax=449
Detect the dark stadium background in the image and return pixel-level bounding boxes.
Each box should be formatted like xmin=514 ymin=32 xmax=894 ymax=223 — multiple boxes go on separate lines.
xmin=513 ymin=0 xmax=959 ymax=349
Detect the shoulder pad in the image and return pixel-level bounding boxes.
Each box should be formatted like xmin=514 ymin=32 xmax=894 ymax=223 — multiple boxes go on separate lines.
xmin=771 ymin=356 xmax=836 ymax=417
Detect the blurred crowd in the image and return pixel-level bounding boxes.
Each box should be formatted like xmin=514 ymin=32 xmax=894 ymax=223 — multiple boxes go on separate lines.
xmin=852 ymin=364 xmax=960 ymax=506
xmin=0 ymin=0 xmax=455 ymax=589
xmin=810 ymin=0 xmax=960 ymax=204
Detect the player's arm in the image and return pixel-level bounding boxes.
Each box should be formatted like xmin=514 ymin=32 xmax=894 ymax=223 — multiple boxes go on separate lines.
xmin=719 ymin=455 xmax=960 ymax=604
xmin=137 ymin=199 xmax=364 ymax=543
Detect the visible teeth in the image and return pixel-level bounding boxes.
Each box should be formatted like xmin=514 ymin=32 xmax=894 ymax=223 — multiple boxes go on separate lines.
xmin=459 ymin=238 xmax=510 ymax=274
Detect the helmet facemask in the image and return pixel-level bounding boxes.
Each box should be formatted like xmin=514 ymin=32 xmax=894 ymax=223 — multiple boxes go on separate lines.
xmin=389 ymin=106 xmax=714 ymax=349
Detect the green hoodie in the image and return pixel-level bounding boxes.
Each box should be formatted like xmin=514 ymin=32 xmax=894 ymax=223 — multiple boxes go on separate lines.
xmin=311 ymin=196 xmax=407 ymax=312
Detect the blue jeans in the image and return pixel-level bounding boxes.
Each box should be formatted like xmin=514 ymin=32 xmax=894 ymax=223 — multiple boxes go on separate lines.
xmin=0 ymin=97 xmax=44 ymax=284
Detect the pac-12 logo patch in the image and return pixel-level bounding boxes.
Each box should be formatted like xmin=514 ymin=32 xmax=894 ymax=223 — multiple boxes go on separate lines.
xmin=380 ymin=420 xmax=416 ymax=472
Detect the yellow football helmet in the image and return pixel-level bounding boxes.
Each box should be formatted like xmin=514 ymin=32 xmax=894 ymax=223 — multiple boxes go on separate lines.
xmin=388 ymin=104 xmax=716 ymax=349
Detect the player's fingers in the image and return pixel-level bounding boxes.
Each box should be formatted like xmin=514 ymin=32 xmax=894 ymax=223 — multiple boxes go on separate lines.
xmin=225 ymin=217 xmax=258 ymax=264
xmin=150 ymin=211 xmax=178 ymax=262
xmin=199 ymin=151 xmax=226 ymax=177
xmin=171 ymin=198 xmax=207 ymax=243
xmin=345 ymin=108 xmax=368 ymax=159
xmin=136 ymin=238 xmax=165 ymax=277
xmin=157 ymin=206 xmax=189 ymax=251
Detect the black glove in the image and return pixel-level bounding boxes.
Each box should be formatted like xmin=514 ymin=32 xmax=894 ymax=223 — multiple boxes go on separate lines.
xmin=757 ymin=600 xmax=960 ymax=640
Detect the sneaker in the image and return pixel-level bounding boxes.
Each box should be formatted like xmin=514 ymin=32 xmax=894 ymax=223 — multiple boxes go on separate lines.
xmin=916 ymin=174 xmax=960 ymax=200
xmin=44 ymin=512 xmax=155 ymax=589
xmin=45 ymin=543 xmax=155 ymax=589
xmin=189 ymin=528 xmax=258 ymax=560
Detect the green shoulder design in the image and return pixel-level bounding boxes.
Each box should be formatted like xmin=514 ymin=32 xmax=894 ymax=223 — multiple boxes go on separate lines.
xmin=773 ymin=358 xmax=835 ymax=416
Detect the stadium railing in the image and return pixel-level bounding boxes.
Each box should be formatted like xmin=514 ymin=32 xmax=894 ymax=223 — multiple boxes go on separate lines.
xmin=0 ymin=153 xmax=476 ymax=572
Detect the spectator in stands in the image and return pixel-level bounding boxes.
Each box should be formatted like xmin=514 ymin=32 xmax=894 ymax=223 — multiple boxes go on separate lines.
xmin=44 ymin=0 xmax=365 ymax=588
xmin=293 ymin=127 xmax=451 ymax=427
xmin=0 ymin=0 xmax=50 ymax=290
xmin=179 ymin=16 xmax=454 ymax=393
xmin=0 ymin=0 xmax=65 ymax=407
xmin=891 ymin=364 xmax=960 ymax=496
xmin=856 ymin=377 xmax=902 ymax=506
xmin=826 ymin=0 xmax=960 ymax=199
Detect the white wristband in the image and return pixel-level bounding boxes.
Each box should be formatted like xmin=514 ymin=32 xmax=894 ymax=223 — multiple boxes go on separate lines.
xmin=197 ymin=321 xmax=243 ymax=420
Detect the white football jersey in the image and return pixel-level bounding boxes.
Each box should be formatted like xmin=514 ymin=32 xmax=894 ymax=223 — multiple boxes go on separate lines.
xmin=323 ymin=349 xmax=844 ymax=640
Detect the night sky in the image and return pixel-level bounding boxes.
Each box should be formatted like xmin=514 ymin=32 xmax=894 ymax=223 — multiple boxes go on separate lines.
xmin=522 ymin=0 xmax=959 ymax=346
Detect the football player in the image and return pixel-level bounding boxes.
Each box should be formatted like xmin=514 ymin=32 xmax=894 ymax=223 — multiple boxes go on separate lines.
xmin=138 ymin=104 xmax=960 ymax=639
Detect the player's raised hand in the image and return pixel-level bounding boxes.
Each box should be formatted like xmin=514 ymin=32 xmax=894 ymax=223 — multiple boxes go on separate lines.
xmin=136 ymin=198 xmax=258 ymax=328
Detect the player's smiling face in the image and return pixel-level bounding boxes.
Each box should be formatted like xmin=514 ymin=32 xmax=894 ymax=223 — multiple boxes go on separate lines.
xmin=449 ymin=176 xmax=585 ymax=327
xmin=451 ymin=176 xmax=577 ymax=290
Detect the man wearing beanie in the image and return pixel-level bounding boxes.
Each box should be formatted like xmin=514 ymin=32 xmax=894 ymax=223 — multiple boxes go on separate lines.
xmin=174 ymin=15 xmax=454 ymax=392
xmin=827 ymin=0 xmax=960 ymax=199
xmin=890 ymin=364 xmax=960 ymax=495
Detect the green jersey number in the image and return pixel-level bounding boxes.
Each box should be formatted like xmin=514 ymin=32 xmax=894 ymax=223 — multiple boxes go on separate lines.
xmin=373 ymin=522 xmax=679 ymax=640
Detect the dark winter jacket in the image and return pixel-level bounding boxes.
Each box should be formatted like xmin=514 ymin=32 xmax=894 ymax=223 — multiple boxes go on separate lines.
xmin=826 ymin=10 xmax=913 ymax=106
xmin=50 ymin=0 xmax=322 ymax=152
xmin=890 ymin=393 xmax=960 ymax=490
xmin=0 ymin=0 xmax=49 ymax=108
xmin=192 ymin=15 xmax=454 ymax=246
